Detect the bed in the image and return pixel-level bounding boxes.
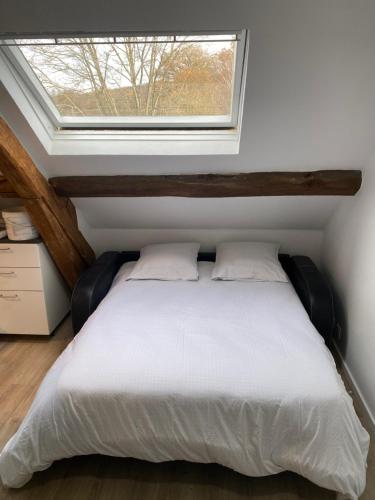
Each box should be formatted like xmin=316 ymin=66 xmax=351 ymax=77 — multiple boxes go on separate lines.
xmin=0 ymin=252 xmax=369 ymax=499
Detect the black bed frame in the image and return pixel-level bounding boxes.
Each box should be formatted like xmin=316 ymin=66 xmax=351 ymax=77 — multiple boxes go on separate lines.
xmin=71 ymin=252 xmax=336 ymax=344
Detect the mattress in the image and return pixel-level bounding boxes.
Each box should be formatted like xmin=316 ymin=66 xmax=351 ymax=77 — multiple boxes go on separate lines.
xmin=0 ymin=262 xmax=369 ymax=498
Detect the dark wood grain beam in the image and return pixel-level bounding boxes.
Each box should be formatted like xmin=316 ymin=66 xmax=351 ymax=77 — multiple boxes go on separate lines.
xmin=0 ymin=118 xmax=95 ymax=289
xmin=0 ymin=175 xmax=17 ymax=198
xmin=50 ymin=170 xmax=362 ymax=198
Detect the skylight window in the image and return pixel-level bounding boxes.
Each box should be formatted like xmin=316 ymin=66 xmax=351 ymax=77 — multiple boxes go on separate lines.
xmin=1 ymin=32 xmax=247 ymax=130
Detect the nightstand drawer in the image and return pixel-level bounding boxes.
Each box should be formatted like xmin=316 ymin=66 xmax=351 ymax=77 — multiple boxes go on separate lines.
xmin=0 ymin=291 xmax=49 ymax=335
xmin=0 ymin=267 xmax=43 ymax=291
xmin=0 ymin=243 xmax=40 ymax=268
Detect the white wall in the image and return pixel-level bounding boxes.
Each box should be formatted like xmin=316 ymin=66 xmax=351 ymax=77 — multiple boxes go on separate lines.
xmin=2 ymin=1 xmax=375 ymax=172
xmin=323 ymin=154 xmax=375 ymax=423
xmin=73 ymin=196 xmax=333 ymax=261
xmin=2 ymin=0 xmax=375 ymax=261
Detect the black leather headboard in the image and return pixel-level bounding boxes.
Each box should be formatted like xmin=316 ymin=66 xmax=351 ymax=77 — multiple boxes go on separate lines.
xmin=71 ymin=252 xmax=335 ymax=344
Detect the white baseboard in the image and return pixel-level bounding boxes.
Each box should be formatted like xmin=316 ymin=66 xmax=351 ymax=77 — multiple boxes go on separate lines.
xmin=333 ymin=340 xmax=375 ymax=429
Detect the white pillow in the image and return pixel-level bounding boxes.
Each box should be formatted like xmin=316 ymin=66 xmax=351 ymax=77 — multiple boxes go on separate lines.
xmin=126 ymin=242 xmax=200 ymax=281
xmin=211 ymin=241 xmax=288 ymax=282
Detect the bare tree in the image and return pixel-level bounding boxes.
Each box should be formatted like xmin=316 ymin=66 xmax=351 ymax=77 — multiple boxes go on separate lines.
xmin=20 ymin=38 xmax=235 ymax=118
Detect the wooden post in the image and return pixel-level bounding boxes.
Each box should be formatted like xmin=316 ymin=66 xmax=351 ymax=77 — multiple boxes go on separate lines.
xmin=0 ymin=118 xmax=95 ymax=289
xmin=0 ymin=175 xmax=17 ymax=197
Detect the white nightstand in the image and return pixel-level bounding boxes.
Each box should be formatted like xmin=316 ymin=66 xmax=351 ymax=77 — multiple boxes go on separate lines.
xmin=0 ymin=238 xmax=70 ymax=335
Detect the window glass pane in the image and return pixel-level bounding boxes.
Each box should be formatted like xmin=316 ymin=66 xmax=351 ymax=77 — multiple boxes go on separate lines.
xmin=16 ymin=35 xmax=237 ymax=119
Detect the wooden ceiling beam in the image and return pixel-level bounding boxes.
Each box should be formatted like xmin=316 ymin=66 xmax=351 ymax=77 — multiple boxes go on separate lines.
xmin=49 ymin=170 xmax=362 ymax=198
xmin=0 ymin=175 xmax=17 ymax=198
xmin=0 ymin=118 xmax=95 ymax=289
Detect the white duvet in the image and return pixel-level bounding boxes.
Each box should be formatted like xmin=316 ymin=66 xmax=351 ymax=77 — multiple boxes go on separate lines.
xmin=0 ymin=262 xmax=369 ymax=498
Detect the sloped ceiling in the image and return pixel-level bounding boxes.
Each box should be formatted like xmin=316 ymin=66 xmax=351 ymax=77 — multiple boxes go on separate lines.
xmin=75 ymin=197 xmax=340 ymax=230
xmin=1 ymin=0 xmax=375 ymax=260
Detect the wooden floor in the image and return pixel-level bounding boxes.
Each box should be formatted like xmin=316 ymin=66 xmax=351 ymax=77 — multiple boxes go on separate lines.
xmin=0 ymin=318 xmax=373 ymax=500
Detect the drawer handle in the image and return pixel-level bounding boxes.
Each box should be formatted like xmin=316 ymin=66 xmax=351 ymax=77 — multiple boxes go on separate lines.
xmin=0 ymin=272 xmax=16 ymax=276
xmin=0 ymin=248 xmax=12 ymax=252
xmin=0 ymin=293 xmax=19 ymax=299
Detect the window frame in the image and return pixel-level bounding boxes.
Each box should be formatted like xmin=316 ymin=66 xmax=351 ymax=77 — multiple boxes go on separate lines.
xmin=1 ymin=31 xmax=248 ymax=130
